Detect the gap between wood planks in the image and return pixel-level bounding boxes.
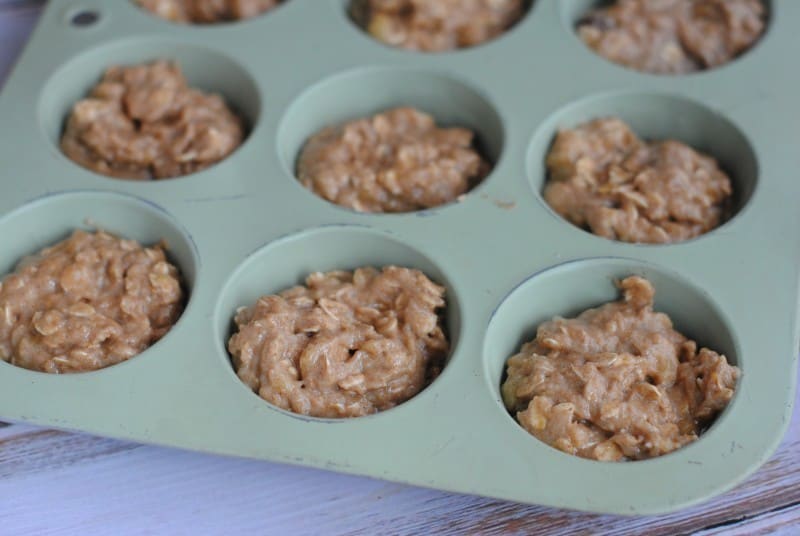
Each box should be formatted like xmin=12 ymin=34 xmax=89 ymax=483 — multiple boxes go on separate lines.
xmin=694 ymin=501 xmax=800 ymax=536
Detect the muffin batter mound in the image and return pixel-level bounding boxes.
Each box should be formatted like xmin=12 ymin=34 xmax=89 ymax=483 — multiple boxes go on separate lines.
xmin=228 ymin=267 xmax=449 ymax=418
xmin=136 ymin=0 xmax=281 ymax=23
xmin=577 ymin=0 xmax=766 ymax=74
xmin=502 ymin=276 xmax=739 ymax=461
xmin=0 ymin=230 xmax=185 ymax=373
xmin=61 ymin=60 xmax=245 ymax=180
xmin=351 ymin=0 xmax=526 ymax=52
xmin=544 ymin=117 xmax=733 ymax=244
xmin=297 ymin=107 xmax=490 ymax=213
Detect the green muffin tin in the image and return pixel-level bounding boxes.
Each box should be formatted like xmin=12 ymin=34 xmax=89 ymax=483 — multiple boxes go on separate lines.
xmin=0 ymin=0 xmax=797 ymax=516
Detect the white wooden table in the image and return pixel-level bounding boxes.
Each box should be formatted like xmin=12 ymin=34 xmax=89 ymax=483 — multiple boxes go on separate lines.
xmin=1 ymin=2 xmax=798 ymax=534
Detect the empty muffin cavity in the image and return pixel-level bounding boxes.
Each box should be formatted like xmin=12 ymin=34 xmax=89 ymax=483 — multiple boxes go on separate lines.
xmin=348 ymin=0 xmax=531 ymax=52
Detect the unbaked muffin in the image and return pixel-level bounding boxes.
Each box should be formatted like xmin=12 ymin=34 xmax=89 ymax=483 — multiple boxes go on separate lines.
xmin=297 ymin=107 xmax=490 ymax=213
xmin=577 ymin=0 xmax=766 ymax=74
xmin=61 ymin=60 xmax=245 ymax=180
xmin=0 ymin=230 xmax=185 ymax=373
xmin=228 ymin=266 xmax=448 ymax=418
xmin=136 ymin=0 xmax=281 ymax=24
xmin=502 ymin=276 xmax=739 ymax=461
xmin=543 ymin=117 xmax=733 ymax=244
xmin=351 ymin=0 xmax=527 ymax=52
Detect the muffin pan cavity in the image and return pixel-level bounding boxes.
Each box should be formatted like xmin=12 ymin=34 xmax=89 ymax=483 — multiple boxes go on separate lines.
xmin=560 ymin=0 xmax=773 ymax=74
xmin=277 ymin=66 xmax=504 ymax=210
xmin=344 ymin=0 xmax=536 ymax=53
xmin=0 ymin=191 xmax=198 ymax=287
xmin=527 ymin=92 xmax=759 ymax=242
xmin=484 ymin=257 xmax=740 ymax=440
xmin=38 ymin=39 xmax=261 ymax=180
xmin=0 ymin=190 xmax=198 ymax=376
xmin=130 ymin=0 xmax=291 ymax=26
xmin=215 ymin=225 xmax=462 ymax=393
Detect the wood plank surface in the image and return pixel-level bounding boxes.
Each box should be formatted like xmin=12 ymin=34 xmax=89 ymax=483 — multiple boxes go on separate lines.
xmin=0 ymin=415 xmax=798 ymax=535
xmin=0 ymin=2 xmax=798 ymax=534
xmin=0 ymin=1 xmax=41 ymax=84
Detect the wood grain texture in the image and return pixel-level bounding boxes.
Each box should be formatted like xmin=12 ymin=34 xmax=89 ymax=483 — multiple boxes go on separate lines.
xmin=0 ymin=415 xmax=798 ymax=535
xmin=0 ymin=2 xmax=798 ymax=534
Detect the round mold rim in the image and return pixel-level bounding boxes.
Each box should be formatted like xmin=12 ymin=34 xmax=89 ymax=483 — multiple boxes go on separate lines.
xmin=339 ymin=0 xmax=541 ymax=56
xmin=558 ymin=0 xmax=775 ymax=77
xmin=213 ymin=224 xmax=464 ymax=424
xmin=526 ymin=90 xmax=760 ymax=247
xmin=37 ymin=37 xmax=263 ymax=184
xmin=275 ymin=65 xmax=507 ymax=217
xmin=482 ymin=256 xmax=744 ymax=464
xmin=0 ymin=189 xmax=201 ymax=377
xmin=127 ymin=0 xmax=296 ymax=29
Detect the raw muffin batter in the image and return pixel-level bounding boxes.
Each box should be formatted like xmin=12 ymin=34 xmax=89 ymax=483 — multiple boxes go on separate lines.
xmin=136 ymin=0 xmax=281 ymax=23
xmin=61 ymin=60 xmax=245 ymax=180
xmin=577 ymin=0 xmax=766 ymax=74
xmin=228 ymin=266 xmax=449 ymax=418
xmin=544 ymin=117 xmax=733 ymax=244
xmin=351 ymin=0 xmax=527 ymax=52
xmin=297 ymin=107 xmax=490 ymax=213
xmin=502 ymin=276 xmax=739 ymax=461
xmin=0 ymin=230 xmax=185 ymax=373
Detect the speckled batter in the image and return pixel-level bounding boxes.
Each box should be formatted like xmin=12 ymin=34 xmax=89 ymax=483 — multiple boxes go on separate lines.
xmin=61 ymin=60 xmax=245 ymax=180
xmin=544 ymin=117 xmax=733 ymax=244
xmin=0 ymin=230 xmax=185 ymax=373
xmin=297 ymin=107 xmax=489 ymax=213
xmin=502 ymin=276 xmax=739 ymax=461
xmin=228 ymin=266 xmax=449 ymax=418
xmin=577 ymin=0 xmax=766 ymax=74
xmin=136 ymin=0 xmax=281 ymax=23
xmin=351 ymin=0 xmax=527 ymax=51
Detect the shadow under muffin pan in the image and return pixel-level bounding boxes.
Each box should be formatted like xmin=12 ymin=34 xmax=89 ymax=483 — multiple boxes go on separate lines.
xmin=0 ymin=0 xmax=797 ymax=516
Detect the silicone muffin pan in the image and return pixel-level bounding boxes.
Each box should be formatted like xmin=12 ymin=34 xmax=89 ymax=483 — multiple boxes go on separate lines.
xmin=0 ymin=0 xmax=797 ymax=515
